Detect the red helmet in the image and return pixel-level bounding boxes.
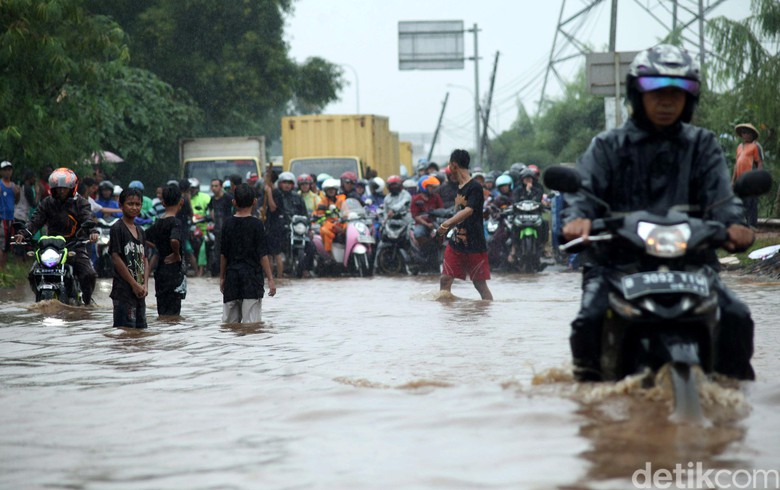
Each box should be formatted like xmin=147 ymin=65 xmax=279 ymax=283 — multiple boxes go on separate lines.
xmin=528 ymin=164 xmax=540 ymax=176
xmin=340 ymin=171 xmax=358 ymax=183
xmin=297 ymin=174 xmax=313 ymax=185
xmin=386 ymin=175 xmax=403 ymax=185
xmin=48 ymin=168 xmax=78 ymax=196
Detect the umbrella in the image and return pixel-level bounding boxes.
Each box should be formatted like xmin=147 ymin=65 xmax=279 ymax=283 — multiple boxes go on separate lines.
xmin=91 ymin=151 xmax=124 ymax=164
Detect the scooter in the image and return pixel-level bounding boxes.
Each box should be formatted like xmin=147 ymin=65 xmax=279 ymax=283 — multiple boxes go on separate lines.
xmin=95 ymin=216 xmax=118 ymax=278
xmin=544 ymin=166 xmax=772 ymax=421
xmin=507 ymin=200 xmax=546 ymax=273
xmin=374 ymin=209 xmax=412 ymax=275
xmin=406 ymin=207 xmax=455 ymax=275
xmin=17 ymin=222 xmax=96 ymax=305
xmin=312 ymin=198 xmax=375 ymax=277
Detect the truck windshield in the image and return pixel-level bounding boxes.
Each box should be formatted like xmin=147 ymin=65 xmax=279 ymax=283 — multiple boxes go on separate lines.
xmin=289 ymin=158 xmax=359 ymax=178
xmin=185 ymin=160 xmax=258 ymax=186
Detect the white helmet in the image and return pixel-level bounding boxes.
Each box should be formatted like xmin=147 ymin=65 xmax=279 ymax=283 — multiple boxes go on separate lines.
xmin=278 ymin=171 xmax=296 ymax=184
xmin=322 ymin=178 xmax=340 ymax=191
xmin=370 ymin=177 xmax=385 ymax=194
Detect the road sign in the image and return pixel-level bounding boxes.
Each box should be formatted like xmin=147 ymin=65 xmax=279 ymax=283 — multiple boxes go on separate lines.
xmin=585 ymin=51 xmax=639 ymax=96
xmin=398 ymin=21 xmax=464 ymax=70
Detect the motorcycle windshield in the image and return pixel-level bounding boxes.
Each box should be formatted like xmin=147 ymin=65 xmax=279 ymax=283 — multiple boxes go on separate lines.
xmin=341 ymin=198 xmax=366 ymax=217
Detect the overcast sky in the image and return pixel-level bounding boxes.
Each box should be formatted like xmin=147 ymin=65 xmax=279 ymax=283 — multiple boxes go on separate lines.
xmin=285 ymin=0 xmax=747 ymax=162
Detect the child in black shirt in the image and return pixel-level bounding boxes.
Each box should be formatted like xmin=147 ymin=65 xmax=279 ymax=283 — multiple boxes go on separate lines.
xmin=146 ymin=184 xmax=185 ymax=316
xmin=220 ymin=184 xmax=276 ymax=323
xmin=110 ymin=188 xmax=150 ymax=328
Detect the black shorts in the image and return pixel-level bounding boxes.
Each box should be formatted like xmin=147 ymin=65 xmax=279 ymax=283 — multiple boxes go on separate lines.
xmin=113 ymin=297 xmax=148 ymax=329
xmin=265 ymin=226 xmax=283 ymax=255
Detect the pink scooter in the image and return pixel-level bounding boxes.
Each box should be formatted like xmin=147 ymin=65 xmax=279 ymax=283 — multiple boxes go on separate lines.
xmin=312 ymin=198 xmax=375 ymax=277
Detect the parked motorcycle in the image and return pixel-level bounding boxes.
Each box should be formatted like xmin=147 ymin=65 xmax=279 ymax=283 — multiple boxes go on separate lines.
xmin=312 ymin=198 xmax=375 ymax=277
xmin=544 ymin=165 xmax=772 ymax=421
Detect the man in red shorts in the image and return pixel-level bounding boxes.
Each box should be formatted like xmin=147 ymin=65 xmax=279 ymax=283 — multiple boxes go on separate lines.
xmin=436 ymin=149 xmax=493 ymax=300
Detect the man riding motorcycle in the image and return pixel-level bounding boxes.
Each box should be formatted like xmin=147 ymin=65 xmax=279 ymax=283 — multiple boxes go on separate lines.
xmin=383 ymin=175 xmax=412 ymax=218
xmin=561 ymin=44 xmax=755 ymax=382
xmin=276 ymin=172 xmax=315 ymax=272
xmin=15 ymin=168 xmax=99 ymax=305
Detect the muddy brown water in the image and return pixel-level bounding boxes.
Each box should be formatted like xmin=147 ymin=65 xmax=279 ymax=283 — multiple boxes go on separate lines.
xmin=1 ymin=271 xmax=778 ymax=489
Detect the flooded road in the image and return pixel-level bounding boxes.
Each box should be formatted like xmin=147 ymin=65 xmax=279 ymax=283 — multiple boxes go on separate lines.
xmin=1 ymin=271 xmax=778 ymax=489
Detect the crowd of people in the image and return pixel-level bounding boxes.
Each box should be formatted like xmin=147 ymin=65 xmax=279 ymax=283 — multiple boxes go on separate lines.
xmin=0 ymin=43 xmax=767 ymax=383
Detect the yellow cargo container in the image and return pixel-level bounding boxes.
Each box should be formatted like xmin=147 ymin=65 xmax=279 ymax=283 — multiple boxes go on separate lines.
xmin=282 ymin=114 xmax=398 ymax=180
xmin=399 ymin=141 xmax=413 ymax=176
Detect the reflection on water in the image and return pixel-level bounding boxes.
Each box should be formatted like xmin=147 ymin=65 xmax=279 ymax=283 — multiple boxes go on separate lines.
xmin=0 ymin=272 xmax=778 ymax=489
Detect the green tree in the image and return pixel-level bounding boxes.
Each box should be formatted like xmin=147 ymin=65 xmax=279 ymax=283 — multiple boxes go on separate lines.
xmin=0 ymin=0 xmax=127 ymax=171
xmin=86 ymin=0 xmax=345 ymax=140
xmin=706 ymin=0 xmax=780 ymax=215
xmin=1 ymin=0 xmax=202 ymax=186
xmin=489 ymin=69 xmax=602 ymax=173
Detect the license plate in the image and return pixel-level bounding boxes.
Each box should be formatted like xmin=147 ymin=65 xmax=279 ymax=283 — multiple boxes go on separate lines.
xmin=358 ymin=236 xmax=375 ymax=244
xmin=621 ymin=271 xmax=709 ymax=299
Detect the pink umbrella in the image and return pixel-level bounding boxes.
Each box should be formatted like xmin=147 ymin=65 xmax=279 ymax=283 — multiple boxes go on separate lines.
xmin=91 ymin=151 xmax=124 ymax=164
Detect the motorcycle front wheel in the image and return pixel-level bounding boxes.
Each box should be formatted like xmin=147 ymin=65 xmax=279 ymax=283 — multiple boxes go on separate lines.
xmin=376 ymin=247 xmax=404 ymax=275
xmin=354 ymin=253 xmax=371 ymax=278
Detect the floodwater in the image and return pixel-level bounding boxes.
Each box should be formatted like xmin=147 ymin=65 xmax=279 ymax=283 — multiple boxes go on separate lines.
xmin=1 ymin=270 xmax=778 ymax=489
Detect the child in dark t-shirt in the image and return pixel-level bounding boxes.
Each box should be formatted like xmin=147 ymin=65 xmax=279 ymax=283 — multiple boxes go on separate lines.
xmin=220 ymin=184 xmax=276 ymax=323
xmin=146 ymin=184 xmax=185 ymax=316
xmin=110 ymin=188 xmax=150 ymax=328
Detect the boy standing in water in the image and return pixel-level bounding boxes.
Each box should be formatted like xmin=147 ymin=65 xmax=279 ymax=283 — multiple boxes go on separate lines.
xmin=146 ymin=184 xmax=185 ymax=317
xmin=220 ymin=184 xmax=276 ymax=323
xmin=110 ymin=188 xmax=150 ymax=329
xmin=436 ymin=149 xmax=493 ymax=300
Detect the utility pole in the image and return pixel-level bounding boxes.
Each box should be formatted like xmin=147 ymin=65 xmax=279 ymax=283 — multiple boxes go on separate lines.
xmin=428 ymin=92 xmax=449 ymax=163
xmin=480 ymin=52 xmax=500 ymax=167
xmin=469 ymin=23 xmax=481 ymax=167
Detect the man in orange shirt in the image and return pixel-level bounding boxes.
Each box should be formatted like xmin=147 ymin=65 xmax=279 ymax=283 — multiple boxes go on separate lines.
xmin=733 ymin=123 xmax=764 ymax=226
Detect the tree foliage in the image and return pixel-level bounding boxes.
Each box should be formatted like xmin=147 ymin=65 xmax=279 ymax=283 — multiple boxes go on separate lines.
xmin=488 ymin=69 xmax=602 ymax=173
xmin=85 ymin=0 xmax=345 ymax=140
xmin=705 ymin=0 xmax=780 ymax=215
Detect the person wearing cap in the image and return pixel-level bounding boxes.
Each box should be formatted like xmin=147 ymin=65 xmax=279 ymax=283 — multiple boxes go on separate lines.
xmin=0 ymin=161 xmax=20 ymax=268
xmin=733 ymin=123 xmax=764 ymax=227
xmin=562 ymin=44 xmax=756 ymax=382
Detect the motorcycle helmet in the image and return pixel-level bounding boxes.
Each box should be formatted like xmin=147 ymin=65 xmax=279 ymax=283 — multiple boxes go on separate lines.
xmin=527 ymin=165 xmax=540 ymax=177
xmin=278 ymin=171 xmax=296 ymax=184
xmin=188 ymin=177 xmax=200 ymax=190
xmin=510 ymin=162 xmax=527 ymax=174
xmin=113 ymin=185 xmax=123 ymax=196
xmin=48 ymin=168 xmax=79 ymax=197
xmin=322 ymin=178 xmax=341 ymax=191
xmin=495 ymin=174 xmax=513 ymax=190
xmin=340 ymin=171 xmax=357 ymax=184
xmin=419 ymin=175 xmax=440 ymax=193
xmin=297 ymin=174 xmax=314 ymax=185
xmin=519 ymin=168 xmax=536 ymax=181
xmin=403 ymin=178 xmax=418 ymax=194
xmin=627 ymin=44 xmax=701 ymax=125
xmin=356 ymin=178 xmax=368 ymax=187
xmin=370 ymin=177 xmax=385 ymax=195
xmin=128 ymin=180 xmax=144 ymax=191
xmin=166 ymin=179 xmax=180 ymax=187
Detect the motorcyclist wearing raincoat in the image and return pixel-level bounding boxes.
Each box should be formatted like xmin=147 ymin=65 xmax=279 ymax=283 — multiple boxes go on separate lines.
xmin=561 ymin=44 xmax=756 ymax=382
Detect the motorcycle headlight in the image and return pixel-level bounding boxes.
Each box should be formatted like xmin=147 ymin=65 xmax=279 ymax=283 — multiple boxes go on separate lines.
xmin=637 ymin=222 xmax=691 ymax=258
xmin=41 ymin=248 xmax=63 ymax=268
xmin=487 ymin=221 xmax=499 ymax=233
xmin=354 ymin=222 xmax=368 ymax=234
xmin=516 ymin=201 xmax=539 ymax=212
xmin=293 ymin=223 xmax=307 ymax=235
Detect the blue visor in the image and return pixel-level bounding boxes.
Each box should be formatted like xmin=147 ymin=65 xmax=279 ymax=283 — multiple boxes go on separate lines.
xmin=636 ymin=76 xmax=700 ymax=95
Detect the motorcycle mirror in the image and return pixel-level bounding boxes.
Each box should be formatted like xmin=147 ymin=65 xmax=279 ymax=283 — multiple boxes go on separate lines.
xmin=543 ymin=166 xmax=581 ymax=193
xmin=734 ymin=170 xmax=772 ymax=198
xmin=26 ymin=251 xmax=34 ymax=257
xmin=67 ymin=251 xmax=76 ymax=257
